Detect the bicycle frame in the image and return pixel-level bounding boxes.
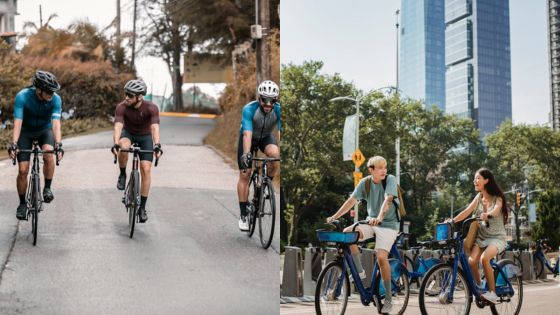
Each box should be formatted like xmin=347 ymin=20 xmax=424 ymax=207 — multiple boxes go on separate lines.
xmin=439 ymin=235 xmax=516 ymax=302
xmin=331 ymin=241 xmax=404 ymax=306
xmin=534 ymin=247 xmax=559 ymax=274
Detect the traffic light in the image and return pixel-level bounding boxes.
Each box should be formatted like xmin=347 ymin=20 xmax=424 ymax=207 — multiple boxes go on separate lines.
xmin=516 ymin=192 xmax=521 ymax=207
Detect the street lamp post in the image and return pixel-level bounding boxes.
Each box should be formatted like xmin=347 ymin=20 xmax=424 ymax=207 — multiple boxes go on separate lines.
xmin=395 ymin=9 xmax=401 ymax=185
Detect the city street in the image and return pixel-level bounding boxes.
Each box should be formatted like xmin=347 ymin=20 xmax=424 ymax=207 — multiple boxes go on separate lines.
xmin=280 ymin=277 xmax=560 ymax=314
xmin=0 ymin=116 xmax=279 ymax=314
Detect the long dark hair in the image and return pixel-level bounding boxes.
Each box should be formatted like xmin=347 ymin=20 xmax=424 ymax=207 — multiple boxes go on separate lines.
xmin=477 ymin=168 xmax=509 ymax=224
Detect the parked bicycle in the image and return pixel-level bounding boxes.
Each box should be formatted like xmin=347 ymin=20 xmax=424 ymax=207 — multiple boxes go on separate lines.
xmin=314 ymin=220 xmax=410 ymax=315
xmin=11 ymin=141 xmax=60 ymax=246
xmin=245 ymin=154 xmax=279 ymax=249
xmin=532 ymin=239 xmax=559 ymax=278
xmin=396 ymin=233 xmax=441 ymax=288
xmin=112 ymin=143 xmax=161 ymax=238
xmin=418 ymin=218 xmax=523 ymax=315
xmin=497 ymin=242 xmax=525 ymax=274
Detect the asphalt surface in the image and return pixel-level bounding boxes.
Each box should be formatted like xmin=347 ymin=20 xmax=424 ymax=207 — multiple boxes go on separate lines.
xmin=0 ymin=116 xmax=280 ymax=314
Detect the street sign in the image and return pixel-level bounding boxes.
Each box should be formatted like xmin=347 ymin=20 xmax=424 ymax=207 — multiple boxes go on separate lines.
xmin=343 ymin=114 xmax=357 ymax=161
xmin=352 ymin=149 xmax=365 ymax=168
xmin=353 ymin=171 xmax=363 ymax=187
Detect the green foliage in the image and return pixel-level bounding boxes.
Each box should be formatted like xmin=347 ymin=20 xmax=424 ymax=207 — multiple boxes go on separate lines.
xmin=532 ymin=190 xmax=560 ymax=249
xmin=19 ymin=56 xmax=133 ymax=119
xmin=0 ymin=42 xmax=31 ymax=123
xmin=282 ymin=62 xmax=490 ymax=247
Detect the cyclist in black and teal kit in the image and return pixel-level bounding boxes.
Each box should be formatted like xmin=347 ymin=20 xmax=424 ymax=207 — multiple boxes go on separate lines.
xmin=237 ymin=80 xmax=281 ymax=231
xmin=8 ymin=71 xmax=64 ymax=220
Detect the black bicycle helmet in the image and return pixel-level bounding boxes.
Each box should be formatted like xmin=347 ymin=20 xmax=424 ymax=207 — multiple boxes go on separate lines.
xmin=33 ymin=70 xmax=61 ymax=92
xmin=124 ymin=79 xmax=147 ymax=95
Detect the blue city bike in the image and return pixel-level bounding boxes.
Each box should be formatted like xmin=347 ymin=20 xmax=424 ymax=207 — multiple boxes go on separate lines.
xmin=396 ymin=233 xmax=441 ymax=287
xmin=532 ymin=239 xmax=559 ymax=278
xmin=314 ymin=220 xmax=410 ymax=315
xmin=418 ymin=218 xmax=523 ymax=315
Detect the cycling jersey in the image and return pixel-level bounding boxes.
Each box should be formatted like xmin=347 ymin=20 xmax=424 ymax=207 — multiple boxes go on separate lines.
xmin=239 ymin=101 xmax=281 ymax=139
xmin=13 ymin=87 xmax=62 ymax=132
xmin=114 ymin=100 xmax=160 ymax=135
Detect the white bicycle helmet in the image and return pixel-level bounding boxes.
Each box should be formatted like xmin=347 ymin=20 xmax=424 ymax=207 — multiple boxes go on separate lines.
xmin=257 ymin=80 xmax=279 ymax=98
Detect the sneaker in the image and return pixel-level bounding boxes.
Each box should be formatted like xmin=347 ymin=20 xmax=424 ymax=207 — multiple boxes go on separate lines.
xmin=381 ymin=299 xmax=393 ymax=313
xmin=238 ymin=216 xmax=249 ymax=231
xmin=138 ymin=208 xmax=148 ymax=223
xmin=43 ymin=187 xmax=54 ymax=203
xmin=481 ymin=291 xmax=498 ymax=304
xmin=16 ymin=203 xmax=27 ymax=220
xmin=117 ymin=174 xmax=126 ymax=190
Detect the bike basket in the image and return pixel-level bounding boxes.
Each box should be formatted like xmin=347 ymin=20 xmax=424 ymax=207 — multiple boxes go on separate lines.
xmin=435 ymin=223 xmax=452 ymax=241
xmin=316 ymin=230 xmax=359 ymax=244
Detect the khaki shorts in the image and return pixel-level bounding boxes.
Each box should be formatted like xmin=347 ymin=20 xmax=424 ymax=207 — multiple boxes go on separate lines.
xmin=355 ymin=224 xmax=398 ymax=252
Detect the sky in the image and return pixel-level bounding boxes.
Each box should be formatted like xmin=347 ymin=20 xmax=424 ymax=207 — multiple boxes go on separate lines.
xmin=14 ymin=0 xmax=225 ymax=98
xmin=281 ymin=0 xmax=550 ymax=125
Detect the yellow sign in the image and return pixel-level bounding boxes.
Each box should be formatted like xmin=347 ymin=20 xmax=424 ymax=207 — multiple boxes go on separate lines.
xmin=353 ymin=171 xmax=363 ymax=187
xmin=352 ymin=149 xmax=365 ymax=167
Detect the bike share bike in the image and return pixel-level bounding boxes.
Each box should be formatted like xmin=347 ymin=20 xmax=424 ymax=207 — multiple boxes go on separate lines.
xmin=532 ymin=239 xmax=559 ymax=278
xmin=314 ymin=220 xmax=410 ymax=315
xmin=418 ymin=218 xmax=523 ymax=315
xmin=112 ymin=143 xmax=162 ymax=238
xmin=245 ymin=150 xmax=280 ymax=249
xmin=10 ymin=141 xmax=61 ymax=245
xmin=396 ymin=233 xmax=441 ymax=288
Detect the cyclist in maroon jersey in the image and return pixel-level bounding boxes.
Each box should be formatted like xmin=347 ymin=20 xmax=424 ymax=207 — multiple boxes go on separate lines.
xmin=112 ymin=79 xmax=162 ymax=223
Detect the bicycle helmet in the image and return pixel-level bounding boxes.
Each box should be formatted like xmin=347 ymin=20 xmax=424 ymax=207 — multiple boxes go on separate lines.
xmin=33 ymin=70 xmax=60 ymax=92
xmin=124 ymin=79 xmax=147 ymax=96
xmin=257 ymin=80 xmax=279 ymax=98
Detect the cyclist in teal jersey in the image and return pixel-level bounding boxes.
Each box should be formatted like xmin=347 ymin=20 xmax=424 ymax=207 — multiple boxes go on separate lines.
xmin=237 ymin=80 xmax=281 ymax=231
xmin=8 ymin=71 xmax=64 ymax=220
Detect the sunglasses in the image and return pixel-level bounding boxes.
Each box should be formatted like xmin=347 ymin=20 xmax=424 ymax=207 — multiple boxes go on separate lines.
xmin=260 ymin=97 xmax=277 ymax=105
xmin=42 ymin=89 xmax=54 ymax=96
xmin=125 ymin=92 xmax=137 ymax=98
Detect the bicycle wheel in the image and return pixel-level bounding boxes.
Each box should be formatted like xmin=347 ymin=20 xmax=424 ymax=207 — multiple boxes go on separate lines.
xmin=315 ymin=261 xmax=350 ymax=315
xmin=419 ymin=263 xmax=471 ymax=315
xmin=374 ymin=259 xmax=410 ymax=315
xmin=128 ymin=171 xmax=139 ymax=238
xmin=247 ymin=176 xmax=258 ymax=237
xmin=491 ymin=260 xmax=523 ymax=315
xmin=258 ymin=180 xmax=276 ymax=249
xmin=31 ymin=175 xmax=41 ymax=246
xmin=533 ymin=255 xmax=544 ymax=279
xmin=514 ymin=255 xmax=523 ymax=275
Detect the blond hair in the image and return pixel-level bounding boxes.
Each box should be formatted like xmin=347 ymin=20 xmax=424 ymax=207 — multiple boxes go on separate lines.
xmin=366 ymin=156 xmax=387 ymax=169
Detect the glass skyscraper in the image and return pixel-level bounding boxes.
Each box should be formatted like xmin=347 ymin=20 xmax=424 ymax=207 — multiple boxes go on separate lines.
xmin=445 ymin=0 xmax=512 ymax=137
xmin=400 ymin=0 xmax=446 ymax=111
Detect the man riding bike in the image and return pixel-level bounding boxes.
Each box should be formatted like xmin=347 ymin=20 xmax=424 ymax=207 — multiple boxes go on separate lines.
xmin=8 ymin=70 xmax=64 ymax=220
xmin=113 ymin=79 xmax=162 ymax=223
xmin=237 ymin=80 xmax=281 ymax=231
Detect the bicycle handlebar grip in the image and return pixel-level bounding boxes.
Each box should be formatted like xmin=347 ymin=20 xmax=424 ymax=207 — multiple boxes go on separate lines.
xmin=12 ymin=157 xmax=16 ymax=165
xmin=155 ymin=157 xmax=159 ymax=167
xmin=56 ymin=157 xmax=60 ymax=166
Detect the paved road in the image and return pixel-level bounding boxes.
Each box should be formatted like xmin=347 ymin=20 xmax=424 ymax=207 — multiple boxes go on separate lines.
xmin=0 ymin=116 xmax=279 ymax=314
xmin=280 ymin=277 xmax=560 ymax=314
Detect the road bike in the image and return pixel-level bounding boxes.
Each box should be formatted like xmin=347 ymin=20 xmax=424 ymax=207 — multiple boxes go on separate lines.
xmin=418 ymin=218 xmax=523 ymax=315
xmin=112 ymin=143 xmax=161 ymax=238
xmin=245 ymin=154 xmax=279 ymax=249
xmin=314 ymin=220 xmax=410 ymax=315
xmin=11 ymin=141 xmax=60 ymax=246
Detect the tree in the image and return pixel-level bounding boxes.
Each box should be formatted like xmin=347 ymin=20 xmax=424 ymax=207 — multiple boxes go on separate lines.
xmin=141 ymin=0 xmax=191 ymax=111
xmin=281 ymin=61 xmax=356 ymax=246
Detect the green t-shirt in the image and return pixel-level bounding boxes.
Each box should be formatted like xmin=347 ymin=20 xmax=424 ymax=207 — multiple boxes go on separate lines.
xmin=351 ymin=174 xmax=399 ymax=230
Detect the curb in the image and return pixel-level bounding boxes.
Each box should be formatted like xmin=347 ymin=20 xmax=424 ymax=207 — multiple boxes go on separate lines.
xmin=280 ymin=296 xmax=314 ymax=304
xmin=160 ymin=112 xmax=217 ymax=119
